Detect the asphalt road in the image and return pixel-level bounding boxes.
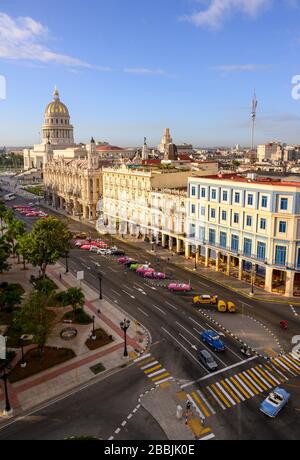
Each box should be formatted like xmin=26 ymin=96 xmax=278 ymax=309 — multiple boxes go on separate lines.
xmin=2 ymin=192 xmax=300 ymax=440
xmin=0 ymin=364 xmax=167 ymax=440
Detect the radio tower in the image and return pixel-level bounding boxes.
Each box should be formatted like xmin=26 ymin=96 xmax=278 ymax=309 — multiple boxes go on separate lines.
xmin=251 ymin=91 xmax=258 ymax=151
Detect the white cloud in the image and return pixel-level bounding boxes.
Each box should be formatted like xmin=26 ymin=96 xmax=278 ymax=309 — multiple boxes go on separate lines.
xmin=212 ymin=64 xmax=270 ymax=72
xmin=0 ymin=12 xmax=94 ymax=68
xmin=124 ymin=68 xmax=167 ymax=76
xmin=182 ymin=0 xmax=271 ymax=28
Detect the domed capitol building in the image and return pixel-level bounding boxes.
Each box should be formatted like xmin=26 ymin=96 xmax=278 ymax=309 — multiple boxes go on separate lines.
xmin=23 ymin=89 xmax=81 ymax=170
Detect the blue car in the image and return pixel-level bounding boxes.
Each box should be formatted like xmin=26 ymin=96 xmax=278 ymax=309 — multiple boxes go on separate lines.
xmin=201 ymin=330 xmax=225 ymax=352
xmin=260 ymin=388 xmax=290 ymax=418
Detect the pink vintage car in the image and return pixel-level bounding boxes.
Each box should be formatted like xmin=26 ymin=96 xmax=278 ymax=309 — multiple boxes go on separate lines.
xmin=80 ymin=244 xmax=92 ymax=251
xmin=118 ymin=257 xmax=131 ymax=264
xmin=144 ymin=271 xmax=167 ymax=280
xmin=136 ymin=265 xmax=153 ymax=275
xmin=168 ymin=283 xmax=192 ymax=292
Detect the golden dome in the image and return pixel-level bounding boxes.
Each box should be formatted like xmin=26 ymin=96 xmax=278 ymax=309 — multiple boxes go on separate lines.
xmin=45 ymin=88 xmax=70 ymax=117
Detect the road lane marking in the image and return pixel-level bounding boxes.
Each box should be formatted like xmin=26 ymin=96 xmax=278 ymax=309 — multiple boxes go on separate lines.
xmin=266 ymin=363 xmax=288 ymax=381
xmin=122 ymin=289 xmax=136 ymax=299
xmin=164 ymin=301 xmax=178 ymax=311
xmin=162 ymin=328 xmax=209 ymax=372
xmin=181 ymin=355 xmax=257 ymax=388
xmin=188 ymin=317 xmax=206 ymax=331
xmin=176 ymin=322 xmax=202 ymax=343
xmin=155 ymin=376 xmax=173 ymax=386
xmin=200 ymin=433 xmax=215 ymax=441
xmin=111 ymin=289 xmax=121 ymax=297
xmin=153 ymin=305 xmax=166 ymax=315
xmin=137 ymin=307 xmax=149 ymax=318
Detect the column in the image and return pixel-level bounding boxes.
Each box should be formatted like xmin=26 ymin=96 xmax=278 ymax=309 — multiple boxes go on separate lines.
xmin=205 ymin=247 xmax=209 ymax=268
xmin=285 ymin=271 xmax=295 ymax=297
xmin=169 ymin=237 xmax=174 ymax=251
xmin=238 ymin=258 xmax=243 ymax=281
xmin=162 ymin=234 xmax=167 ymax=248
xmin=216 ymin=251 xmax=220 ymax=272
xmin=83 ymin=206 xmax=89 ymax=220
xmin=185 ymin=242 xmax=191 ymax=259
xmin=176 ymin=238 xmax=182 ymax=254
xmin=195 ymin=246 xmax=200 ymax=265
xmin=265 ymin=266 xmax=273 ymax=293
xmin=226 ymin=255 xmax=231 ymax=276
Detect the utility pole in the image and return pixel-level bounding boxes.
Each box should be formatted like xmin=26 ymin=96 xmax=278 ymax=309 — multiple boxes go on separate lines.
xmin=251 ymin=91 xmax=258 ymax=151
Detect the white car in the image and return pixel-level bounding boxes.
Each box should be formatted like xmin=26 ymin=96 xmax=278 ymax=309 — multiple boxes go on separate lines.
xmin=97 ymin=248 xmax=109 ymax=255
xmin=89 ymin=246 xmax=99 ymax=253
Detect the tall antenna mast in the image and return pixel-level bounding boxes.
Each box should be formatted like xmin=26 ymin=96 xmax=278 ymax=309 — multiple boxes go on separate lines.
xmin=251 ymin=91 xmax=258 ymax=151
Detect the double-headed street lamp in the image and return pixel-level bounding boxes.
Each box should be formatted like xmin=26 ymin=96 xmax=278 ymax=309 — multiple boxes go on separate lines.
xmin=120 ymin=319 xmax=131 ymax=357
xmin=0 ymin=364 xmax=12 ymax=416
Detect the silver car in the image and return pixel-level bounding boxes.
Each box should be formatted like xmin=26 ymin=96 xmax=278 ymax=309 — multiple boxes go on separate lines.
xmin=198 ymin=349 xmax=218 ymax=372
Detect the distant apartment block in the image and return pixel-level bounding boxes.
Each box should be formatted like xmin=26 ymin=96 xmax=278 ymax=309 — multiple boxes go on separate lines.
xmin=187 ymin=174 xmax=300 ymax=297
xmin=257 ymin=143 xmax=283 ymax=162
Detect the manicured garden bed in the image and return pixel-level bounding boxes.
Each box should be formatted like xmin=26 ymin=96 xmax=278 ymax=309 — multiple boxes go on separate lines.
xmin=85 ymin=328 xmax=113 ymax=351
xmin=63 ymin=309 xmax=93 ymax=325
xmin=9 ymin=346 xmax=76 ymax=383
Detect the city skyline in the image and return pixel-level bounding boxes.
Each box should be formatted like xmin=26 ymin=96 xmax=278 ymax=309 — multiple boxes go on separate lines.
xmin=1 ymin=0 xmax=300 ymax=146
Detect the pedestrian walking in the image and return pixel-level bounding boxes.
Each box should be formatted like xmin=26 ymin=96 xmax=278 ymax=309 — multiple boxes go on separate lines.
xmin=59 ymin=273 xmax=62 ymax=281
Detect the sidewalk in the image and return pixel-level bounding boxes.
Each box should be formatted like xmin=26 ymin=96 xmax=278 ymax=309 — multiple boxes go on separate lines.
xmin=141 ymin=381 xmax=214 ymax=440
xmin=0 ymin=260 xmax=150 ymax=415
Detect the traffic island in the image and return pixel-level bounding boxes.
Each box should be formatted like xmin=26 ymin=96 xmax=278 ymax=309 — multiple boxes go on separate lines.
xmin=9 ymin=347 xmax=76 ymax=383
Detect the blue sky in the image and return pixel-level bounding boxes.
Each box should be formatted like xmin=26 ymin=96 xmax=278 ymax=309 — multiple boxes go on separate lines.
xmin=1 ymin=0 xmax=300 ymax=147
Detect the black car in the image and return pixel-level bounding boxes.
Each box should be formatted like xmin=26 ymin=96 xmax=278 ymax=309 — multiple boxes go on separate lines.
xmin=198 ymin=349 xmax=218 ymax=372
xmin=111 ymin=250 xmax=126 ymax=257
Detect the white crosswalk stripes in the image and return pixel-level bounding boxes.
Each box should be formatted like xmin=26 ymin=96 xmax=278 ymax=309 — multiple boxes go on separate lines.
xmin=225 ymin=378 xmax=245 ymax=402
xmin=196 ymin=390 xmax=216 ymax=415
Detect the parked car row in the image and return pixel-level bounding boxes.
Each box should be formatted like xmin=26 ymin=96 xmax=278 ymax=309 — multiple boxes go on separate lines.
xmin=117 ymin=257 xmax=169 ymax=280
xmin=13 ymin=205 xmax=48 ymax=219
xmin=74 ymin=238 xmax=126 ymax=257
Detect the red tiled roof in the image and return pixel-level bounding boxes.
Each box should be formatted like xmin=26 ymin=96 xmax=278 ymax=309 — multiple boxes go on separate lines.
xmin=197 ymin=174 xmax=300 ymax=187
xmin=96 ymin=145 xmax=124 ymax=151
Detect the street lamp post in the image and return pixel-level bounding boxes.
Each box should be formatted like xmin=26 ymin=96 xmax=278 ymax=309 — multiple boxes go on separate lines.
xmin=97 ymin=271 xmax=103 ymax=300
xmin=120 ymin=319 xmax=131 ymax=357
xmin=65 ymin=251 xmax=69 ymax=274
xmin=19 ymin=338 xmax=27 ymax=368
xmin=0 ymin=365 xmax=12 ymax=416
xmin=250 ymin=264 xmax=255 ymax=296
xmin=91 ymin=315 xmax=96 ymax=340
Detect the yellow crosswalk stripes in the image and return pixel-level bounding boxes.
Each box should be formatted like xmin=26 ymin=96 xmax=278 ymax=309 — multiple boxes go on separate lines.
xmin=192 ymin=392 xmax=211 ymax=418
xmin=229 ymin=376 xmax=251 ymax=400
xmin=255 ymin=366 xmax=278 ymax=387
xmin=246 ymin=369 xmax=268 ymax=391
xmin=239 ymin=373 xmax=260 ymax=395
xmin=144 ymin=364 xmax=162 ymax=375
xmin=220 ymin=380 xmax=240 ymax=404
xmin=134 ymin=354 xmax=173 ymax=386
xmin=211 ymin=384 xmax=231 ymax=408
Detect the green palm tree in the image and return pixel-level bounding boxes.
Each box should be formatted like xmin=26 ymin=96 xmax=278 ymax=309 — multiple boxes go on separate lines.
xmin=66 ymin=288 xmax=85 ymax=312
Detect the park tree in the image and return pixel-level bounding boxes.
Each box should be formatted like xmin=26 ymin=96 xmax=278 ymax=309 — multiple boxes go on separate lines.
xmin=0 ymin=237 xmax=11 ymax=273
xmin=0 ymin=202 xmax=6 ymax=235
xmin=4 ymin=218 xmax=26 ymax=256
xmin=17 ymin=233 xmax=32 ymax=270
xmin=65 ymin=287 xmax=85 ymax=312
xmin=23 ymin=217 xmax=72 ymax=277
xmin=14 ymin=290 xmax=55 ymax=354
xmin=0 ymin=283 xmax=23 ymax=311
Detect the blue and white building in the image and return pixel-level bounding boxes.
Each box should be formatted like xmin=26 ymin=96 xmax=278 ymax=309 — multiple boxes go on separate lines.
xmin=186 ymin=174 xmax=300 ymax=297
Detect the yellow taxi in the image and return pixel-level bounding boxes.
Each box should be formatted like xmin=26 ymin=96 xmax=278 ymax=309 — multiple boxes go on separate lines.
xmin=193 ymin=295 xmax=218 ymax=306
xmin=218 ymin=300 xmax=236 ymax=313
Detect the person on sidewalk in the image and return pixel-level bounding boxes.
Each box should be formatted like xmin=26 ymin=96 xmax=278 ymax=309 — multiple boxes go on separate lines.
xmin=59 ymin=273 xmax=62 ymax=281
